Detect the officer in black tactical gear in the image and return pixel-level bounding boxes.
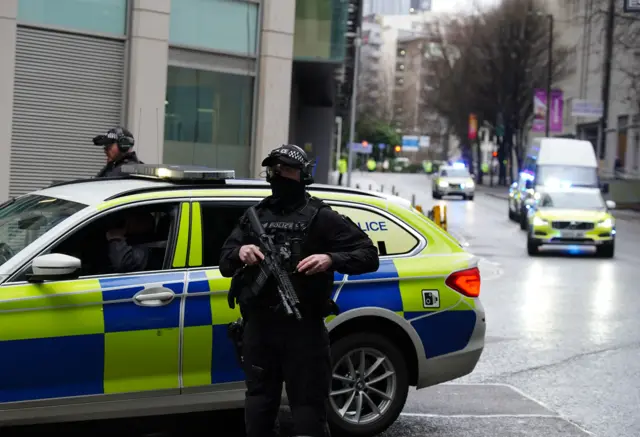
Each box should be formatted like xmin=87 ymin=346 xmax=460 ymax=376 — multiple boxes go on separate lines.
xmin=219 ymin=144 xmax=379 ymax=437
xmin=93 ymin=127 xmax=142 ymax=177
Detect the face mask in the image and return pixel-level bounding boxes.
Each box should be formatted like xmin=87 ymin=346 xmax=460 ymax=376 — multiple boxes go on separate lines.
xmin=270 ymin=174 xmax=305 ymax=203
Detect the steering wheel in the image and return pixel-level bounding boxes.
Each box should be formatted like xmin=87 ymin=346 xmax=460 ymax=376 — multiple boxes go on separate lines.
xmin=0 ymin=243 xmax=14 ymax=264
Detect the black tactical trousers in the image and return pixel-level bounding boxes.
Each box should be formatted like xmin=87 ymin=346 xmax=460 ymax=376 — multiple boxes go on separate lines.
xmin=242 ymin=311 xmax=332 ymax=437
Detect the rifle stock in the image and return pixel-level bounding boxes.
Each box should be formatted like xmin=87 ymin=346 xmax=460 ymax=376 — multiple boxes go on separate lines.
xmin=246 ymin=207 xmax=302 ymax=320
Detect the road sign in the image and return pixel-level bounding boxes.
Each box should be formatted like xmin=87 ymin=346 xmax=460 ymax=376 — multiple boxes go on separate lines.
xmin=419 ymin=136 xmax=430 ymax=148
xmin=348 ymin=142 xmax=372 ymax=154
xmin=624 ymin=0 xmax=640 ymax=13
xmin=402 ymin=135 xmax=419 ymax=151
xmin=571 ymin=99 xmax=603 ymax=117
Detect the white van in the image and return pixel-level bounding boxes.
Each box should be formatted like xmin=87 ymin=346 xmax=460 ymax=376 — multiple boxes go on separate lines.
xmin=508 ymin=137 xmax=608 ymax=229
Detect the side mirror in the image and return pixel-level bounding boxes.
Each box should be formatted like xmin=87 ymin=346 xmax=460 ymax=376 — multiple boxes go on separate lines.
xmin=27 ymin=253 xmax=81 ymax=283
xmin=601 ymin=182 xmax=610 ymax=194
xmin=605 ymin=200 xmax=616 ymax=210
xmin=525 ymin=180 xmax=534 ymax=189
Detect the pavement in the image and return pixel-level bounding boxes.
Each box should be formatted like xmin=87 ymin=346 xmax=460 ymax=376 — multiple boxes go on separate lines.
xmin=8 ymin=172 xmax=640 ymax=437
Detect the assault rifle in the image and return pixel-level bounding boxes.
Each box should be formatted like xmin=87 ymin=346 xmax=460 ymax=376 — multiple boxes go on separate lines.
xmin=246 ymin=206 xmax=302 ymax=320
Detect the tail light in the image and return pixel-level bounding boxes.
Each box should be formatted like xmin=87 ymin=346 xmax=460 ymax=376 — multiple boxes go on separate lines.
xmin=445 ymin=267 xmax=481 ymax=298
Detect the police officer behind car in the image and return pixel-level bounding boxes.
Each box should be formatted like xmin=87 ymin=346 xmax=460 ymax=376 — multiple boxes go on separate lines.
xmin=93 ymin=127 xmax=142 ymax=178
xmin=219 ymin=144 xmax=379 ymax=437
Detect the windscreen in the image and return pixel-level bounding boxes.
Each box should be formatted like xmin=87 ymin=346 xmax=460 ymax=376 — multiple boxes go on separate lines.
xmin=537 ymin=165 xmax=598 ymax=187
xmin=441 ymin=168 xmax=470 ymax=178
xmin=0 ymin=195 xmax=87 ymax=268
xmin=539 ymin=192 xmax=605 ymax=210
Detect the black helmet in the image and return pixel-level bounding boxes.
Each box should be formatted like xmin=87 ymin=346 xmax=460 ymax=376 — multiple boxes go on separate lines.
xmin=262 ymin=144 xmax=314 ymax=185
xmin=93 ymin=127 xmax=135 ymax=152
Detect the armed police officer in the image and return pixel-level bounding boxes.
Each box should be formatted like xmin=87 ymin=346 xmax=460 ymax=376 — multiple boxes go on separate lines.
xmin=219 ymin=144 xmax=379 ymax=437
xmin=92 ymin=127 xmax=142 ymax=178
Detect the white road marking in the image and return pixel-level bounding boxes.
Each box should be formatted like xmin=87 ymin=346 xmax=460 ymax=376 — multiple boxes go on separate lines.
xmin=400 ymin=412 xmax=559 ymax=418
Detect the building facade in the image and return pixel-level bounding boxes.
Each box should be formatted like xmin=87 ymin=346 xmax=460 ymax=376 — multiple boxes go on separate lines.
xmin=0 ymin=0 xmax=347 ymax=201
xmin=545 ymin=0 xmax=640 ymax=178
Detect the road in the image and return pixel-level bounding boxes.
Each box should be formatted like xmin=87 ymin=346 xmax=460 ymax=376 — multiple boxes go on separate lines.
xmin=7 ymin=172 xmax=640 ymax=437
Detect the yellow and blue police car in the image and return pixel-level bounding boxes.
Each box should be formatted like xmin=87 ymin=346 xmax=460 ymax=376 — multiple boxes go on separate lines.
xmin=0 ymin=164 xmax=485 ymax=436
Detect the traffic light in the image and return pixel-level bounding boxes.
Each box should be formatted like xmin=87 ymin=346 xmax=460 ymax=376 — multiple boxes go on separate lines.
xmin=394 ymin=145 xmax=401 ymax=153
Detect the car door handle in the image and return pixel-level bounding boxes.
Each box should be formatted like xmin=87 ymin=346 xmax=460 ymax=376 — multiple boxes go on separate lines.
xmin=133 ymin=287 xmax=175 ymax=307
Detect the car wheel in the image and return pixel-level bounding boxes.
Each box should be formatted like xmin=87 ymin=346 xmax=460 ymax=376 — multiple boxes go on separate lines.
xmin=508 ymin=202 xmax=516 ymax=221
xmin=519 ymin=208 xmax=528 ymax=230
xmin=433 ymin=192 xmax=441 ymax=200
xmin=596 ymin=240 xmax=615 ymax=258
xmin=527 ymin=235 xmax=539 ymax=255
xmin=328 ymin=333 xmax=409 ymax=437
xmin=467 ymin=195 xmax=474 ymax=201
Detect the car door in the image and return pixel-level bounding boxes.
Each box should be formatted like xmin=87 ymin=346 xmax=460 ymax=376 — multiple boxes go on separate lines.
xmin=0 ymin=200 xmax=190 ymax=405
xmin=328 ymin=202 xmax=478 ymax=359
xmin=180 ymin=198 xmax=348 ymax=393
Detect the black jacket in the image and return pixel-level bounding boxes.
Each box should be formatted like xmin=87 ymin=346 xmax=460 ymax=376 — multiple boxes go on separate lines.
xmin=96 ymin=152 xmax=142 ymax=178
xmin=107 ymin=238 xmax=165 ymax=273
xmin=219 ymin=194 xmax=380 ymax=317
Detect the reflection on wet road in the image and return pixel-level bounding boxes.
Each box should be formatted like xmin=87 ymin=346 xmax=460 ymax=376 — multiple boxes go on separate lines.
xmin=6 ymin=172 xmax=640 ymax=436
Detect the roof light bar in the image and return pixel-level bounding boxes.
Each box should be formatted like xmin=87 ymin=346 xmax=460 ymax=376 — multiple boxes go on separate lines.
xmin=120 ymin=164 xmax=235 ymax=181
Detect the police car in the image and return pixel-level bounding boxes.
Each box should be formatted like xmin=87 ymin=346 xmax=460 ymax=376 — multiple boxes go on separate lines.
xmin=0 ymin=164 xmax=485 ymax=436
xmin=432 ymin=163 xmax=475 ymax=200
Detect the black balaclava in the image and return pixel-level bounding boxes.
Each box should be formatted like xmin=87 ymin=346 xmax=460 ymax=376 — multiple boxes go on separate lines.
xmin=269 ymin=172 xmax=306 ymax=205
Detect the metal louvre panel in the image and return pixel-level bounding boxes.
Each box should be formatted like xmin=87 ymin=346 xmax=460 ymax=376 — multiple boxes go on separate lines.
xmin=10 ymin=26 xmax=125 ymax=197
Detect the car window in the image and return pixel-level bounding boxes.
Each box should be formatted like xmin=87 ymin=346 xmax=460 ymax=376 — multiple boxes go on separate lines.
xmin=330 ymin=205 xmax=419 ymax=256
xmin=441 ymin=168 xmax=469 ymax=178
xmin=199 ymin=202 xmax=249 ymax=267
xmin=0 ymin=194 xmax=87 ymax=268
xmin=13 ymin=202 xmax=181 ymax=281
xmin=440 ymin=170 xmax=448 ymax=176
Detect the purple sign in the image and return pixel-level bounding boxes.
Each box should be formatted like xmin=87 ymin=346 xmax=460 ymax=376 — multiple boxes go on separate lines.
xmin=532 ymin=89 xmax=563 ymax=133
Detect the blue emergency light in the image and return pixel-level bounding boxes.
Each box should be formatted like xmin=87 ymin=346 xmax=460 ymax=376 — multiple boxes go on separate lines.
xmin=452 ymin=162 xmax=466 ymax=169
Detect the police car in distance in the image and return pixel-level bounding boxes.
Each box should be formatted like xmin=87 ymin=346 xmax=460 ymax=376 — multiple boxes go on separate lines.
xmin=525 ymin=187 xmax=616 ymax=257
xmin=432 ymin=163 xmax=475 ymax=200
xmin=0 ymin=164 xmax=485 ymax=436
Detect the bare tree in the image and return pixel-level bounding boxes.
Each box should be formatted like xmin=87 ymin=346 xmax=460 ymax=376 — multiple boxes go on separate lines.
xmin=584 ymin=0 xmax=640 ymax=114
xmin=422 ymin=0 xmax=572 ymax=184
xmin=357 ymin=56 xmax=394 ymax=123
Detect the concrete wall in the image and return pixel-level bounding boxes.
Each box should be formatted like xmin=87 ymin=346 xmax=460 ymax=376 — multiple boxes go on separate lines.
xmin=0 ymin=0 xmax=17 ymax=201
xmin=252 ymin=0 xmax=296 ymax=177
xmin=126 ymin=0 xmax=171 ymax=164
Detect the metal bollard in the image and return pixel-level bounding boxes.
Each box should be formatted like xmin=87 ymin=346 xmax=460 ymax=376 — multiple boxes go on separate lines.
xmin=356 ymin=184 xmax=360 ymax=189
xmin=432 ymin=205 xmax=441 ymax=227
xmin=369 ymin=184 xmax=372 ymax=190
xmin=441 ymin=205 xmax=447 ymax=231
xmin=392 ymin=185 xmax=396 ymax=195
xmin=380 ymin=185 xmax=384 ymax=192
xmin=411 ymin=194 xmax=416 ymax=207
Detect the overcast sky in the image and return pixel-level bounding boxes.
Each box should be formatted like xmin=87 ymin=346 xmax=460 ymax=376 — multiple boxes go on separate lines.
xmin=431 ymin=0 xmax=501 ymax=13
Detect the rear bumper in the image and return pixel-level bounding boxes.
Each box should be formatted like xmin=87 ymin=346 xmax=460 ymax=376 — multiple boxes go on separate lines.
xmin=416 ymin=299 xmax=486 ymax=389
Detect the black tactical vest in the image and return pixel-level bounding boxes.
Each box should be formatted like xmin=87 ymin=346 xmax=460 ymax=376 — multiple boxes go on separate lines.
xmin=252 ymin=196 xmax=325 ymax=272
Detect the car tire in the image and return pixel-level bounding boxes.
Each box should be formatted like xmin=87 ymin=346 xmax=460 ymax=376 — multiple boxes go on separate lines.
xmin=328 ymin=333 xmax=409 ymax=437
xmin=527 ymin=235 xmax=540 ymax=255
xmin=467 ymin=195 xmax=474 ymax=201
xmin=596 ymin=240 xmax=615 ymax=258
xmin=433 ymin=192 xmax=441 ymax=200
xmin=508 ymin=204 xmax=516 ymax=221
xmin=519 ymin=208 xmax=528 ymax=230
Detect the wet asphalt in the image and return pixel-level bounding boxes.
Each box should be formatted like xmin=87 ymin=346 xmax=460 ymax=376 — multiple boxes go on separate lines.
xmin=6 ymin=172 xmax=640 ymax=436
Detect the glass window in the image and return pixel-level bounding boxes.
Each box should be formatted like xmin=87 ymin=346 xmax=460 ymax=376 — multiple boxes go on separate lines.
xmin=0 ymin=195 xmax=87 ymax=268
xmin=197 ymin=203 xmax=249 ymax=268
xmin=15 ymin=202 xmax=181 ymax=281
xmin=169 ymin=0 xmax=258 ymax=54
xmin=440 ymin=168 xmax=470 ymax=178
xmin=294 ymin=0 xmax=348 ymax=62
xmin=539 ymin=192 xmax=605 ymax=210
xmin=330 ymin=205 xmax=419 ymax=256
xmin=537 ymin=165 xmax=598 ymax=187
xmin=164 ymin=66 xmax=254 ymax=177
xmin=17 ymin=0 xmax=127 ymax=35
